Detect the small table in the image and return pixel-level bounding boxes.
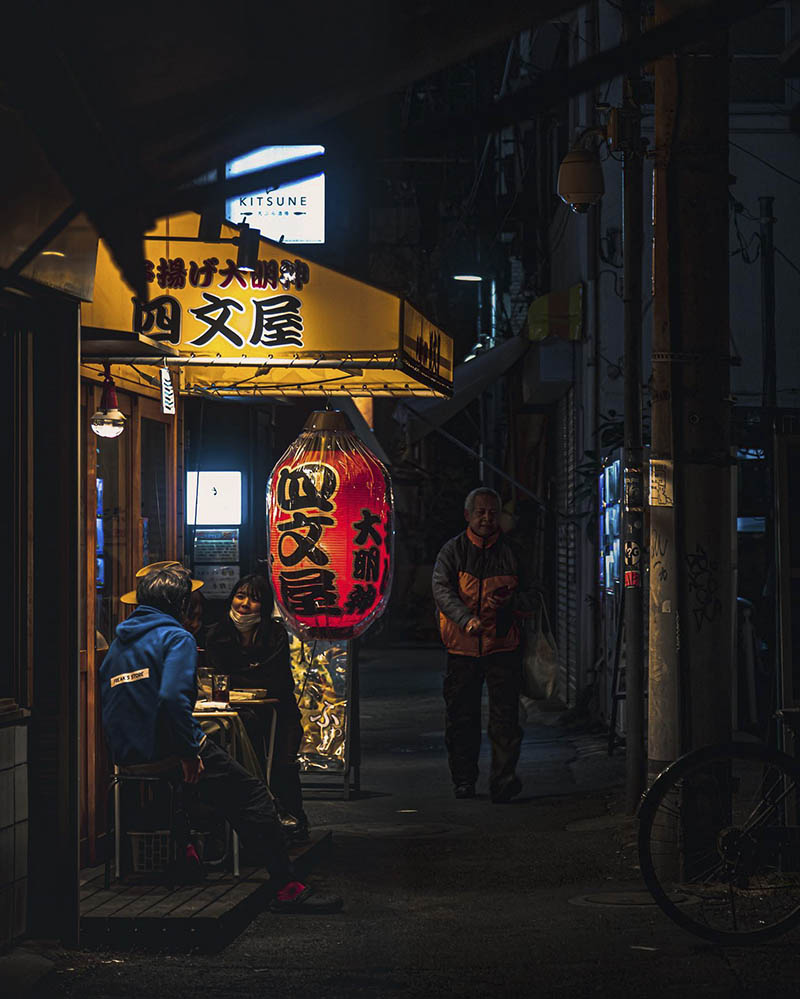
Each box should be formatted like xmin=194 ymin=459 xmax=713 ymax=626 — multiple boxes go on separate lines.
xmin=192 ymin=697 xmax=280 ymax=877
xmin=193 ymin=697 xmax=280 ymax=782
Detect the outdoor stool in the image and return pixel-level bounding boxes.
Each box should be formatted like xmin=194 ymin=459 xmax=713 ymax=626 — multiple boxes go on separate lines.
xmin=104 ymin=763 xmax=183 ymax=887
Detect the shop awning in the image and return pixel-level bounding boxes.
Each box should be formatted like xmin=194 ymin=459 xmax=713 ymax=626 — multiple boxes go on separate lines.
xmin=395 ymin=335 xmax=528 ymax=445
xmin=527 ymin=283 xmax=584 ymax=342
xmin=81 ymin=214 xmax=453 ymax=399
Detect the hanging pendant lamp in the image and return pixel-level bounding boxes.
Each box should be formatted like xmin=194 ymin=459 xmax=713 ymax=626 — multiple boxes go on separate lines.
xmin=90 ymin=362 xmax=126 ymax=438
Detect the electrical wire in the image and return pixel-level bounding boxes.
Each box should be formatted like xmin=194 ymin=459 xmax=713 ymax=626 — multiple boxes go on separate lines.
xmin=598 ymin=268 xmax=624 ymax=298
xmin=524 ymin=207 xmax=572 ymax=297
xmin=598 ymin=140 xmax=624 ymax=164
xmin=729 ymin=197 xmax=761 ymax=263
xmin=129 ymin=363 xmax=160 ymax=387
xmin=776 ymin=246 xmax=800 ymax=278
xmin=729 ymin=140 xmax=800 ymax=188
xmin=185 ymin=373 xmax=355 ymax=398
xmin=598 ymin=351 xmax=623 ymax=379
xmin=729 ymin=194 xmax=800 ymax=278
xmin=451 ymin=35 xmax=519 ymax=240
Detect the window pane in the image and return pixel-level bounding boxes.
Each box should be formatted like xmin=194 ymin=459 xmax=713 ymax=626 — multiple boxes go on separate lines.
xmin=730 ymin=8 xmax=785 ymax=56
xmin=95 ymin=427 xmax=129 ymax=645
xmin=730 ymin=58 xmax=786 ymax=104
xmin=141 ymin=417 xmax=168 ymax=565
xmin=186 ymin=471 xmax=242 ymax=525
xmin=79 ymin=390 xmax=87 ymax=652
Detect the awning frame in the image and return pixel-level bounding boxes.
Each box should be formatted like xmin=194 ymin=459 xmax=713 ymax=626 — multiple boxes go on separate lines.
xmin=81 ymin=215 xmax=454 ymax=399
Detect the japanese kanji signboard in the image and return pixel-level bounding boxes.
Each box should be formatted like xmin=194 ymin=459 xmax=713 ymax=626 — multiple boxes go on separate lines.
xmin=81 ymin=212 xmax=453 ymax=398
xmin=268 ymin=410 xmax=393 ymax=639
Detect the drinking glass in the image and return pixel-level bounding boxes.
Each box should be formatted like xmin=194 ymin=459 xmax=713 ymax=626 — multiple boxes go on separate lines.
xmin=212 ymin=673 xmax=230 ymax=703
xmin=197 ymin=666 xmax=213 ymax=699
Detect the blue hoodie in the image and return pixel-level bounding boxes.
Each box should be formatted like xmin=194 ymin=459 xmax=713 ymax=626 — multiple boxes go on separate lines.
xmin=99 ymin=605 xmax=204 ymax=765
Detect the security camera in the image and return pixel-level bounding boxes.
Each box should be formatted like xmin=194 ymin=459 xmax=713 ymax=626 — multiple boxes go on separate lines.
xmin=557 ymin=148 xmax=605 ymax=214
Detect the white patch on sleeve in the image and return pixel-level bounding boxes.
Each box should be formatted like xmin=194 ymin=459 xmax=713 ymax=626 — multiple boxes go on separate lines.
xmin=110 ymin=668 xmax=150 ymax=688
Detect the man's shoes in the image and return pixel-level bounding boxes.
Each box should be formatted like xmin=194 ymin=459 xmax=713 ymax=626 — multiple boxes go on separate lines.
xmin=287 ymin=819 xmax=311 ymax=845
xmin=454 ymin=783 xmax=476 ymax=799
xmin=269 ymin=881 xmax=343 ymax=914
xmin=169 ymin=842 xmax=206 ymax=884
xmin=491 ymin=776 xmax=522 ymax=803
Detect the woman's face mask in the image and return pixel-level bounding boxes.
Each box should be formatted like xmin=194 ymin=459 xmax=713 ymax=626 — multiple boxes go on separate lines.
xmin=230 ymin=590 xmax=262 ymax=632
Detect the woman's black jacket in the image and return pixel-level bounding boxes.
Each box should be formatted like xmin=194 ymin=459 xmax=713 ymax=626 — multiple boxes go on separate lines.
xmin=205 ymin=618 xmax=302 ymax=758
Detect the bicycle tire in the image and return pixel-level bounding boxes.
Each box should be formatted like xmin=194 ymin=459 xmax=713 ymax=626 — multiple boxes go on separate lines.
xmin=638 ymin=741 xmax=800 ymax=945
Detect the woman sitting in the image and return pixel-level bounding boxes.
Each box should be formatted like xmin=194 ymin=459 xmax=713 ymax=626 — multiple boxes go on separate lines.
xmin=205 ymin=574 xmax=309 ymax=841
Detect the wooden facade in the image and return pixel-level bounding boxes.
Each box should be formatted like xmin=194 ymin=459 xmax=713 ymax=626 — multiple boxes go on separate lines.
xmin=78 ymin=365 xmax=182 ymax=867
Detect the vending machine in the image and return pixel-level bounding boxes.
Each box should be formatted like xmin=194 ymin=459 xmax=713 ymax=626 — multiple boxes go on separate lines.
xmin=186 ymin=470 xmax=243 ymax=601
xmin=598 ymin=452 xmax=624 ymax=739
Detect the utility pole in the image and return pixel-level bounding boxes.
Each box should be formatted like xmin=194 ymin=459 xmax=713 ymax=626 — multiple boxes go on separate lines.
xmin=648 ymin=0 xmax=732 ymax=782
xmin=759 ymin=196 xmax=782 ymax=740
xmin=621 ymin=0 xmax=646 ymax=812
xmin=759 ymin=197 xmax=776 ymax=416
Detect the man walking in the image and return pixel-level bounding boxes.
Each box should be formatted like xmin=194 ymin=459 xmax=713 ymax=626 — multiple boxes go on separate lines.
xmin=100 ymin=563 xmax=341 ymax=913
xmin=432 ymin=488 xmax=536 ymax=802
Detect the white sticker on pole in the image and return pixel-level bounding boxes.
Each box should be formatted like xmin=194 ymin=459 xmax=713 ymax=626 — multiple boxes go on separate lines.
xmin=161 ymin=367 xmax=176 ymax=415
xmin=649 ymin=459 xmax=673 ymax=508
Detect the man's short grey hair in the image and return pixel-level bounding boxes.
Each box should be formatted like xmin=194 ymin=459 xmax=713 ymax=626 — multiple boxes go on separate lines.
xmin=464 ymin=487 xmax=502 ymax=514
xmin=136 ymin=566 xmax=192 ymax=620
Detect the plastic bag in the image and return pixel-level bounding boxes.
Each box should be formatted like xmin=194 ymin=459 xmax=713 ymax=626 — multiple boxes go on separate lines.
xmin=520 ymin=596 xmax=559 ymax=700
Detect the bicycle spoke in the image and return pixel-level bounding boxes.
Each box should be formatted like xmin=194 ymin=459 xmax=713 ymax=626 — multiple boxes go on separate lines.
xmin=728 ymin=883 xmax=738 ymax=932
xmin=742 ymin=778 xmax=794 ymax=832
xmin=654 ymin=800 xmax=682 ymax=821
xmin=639 ymin=745 xmax=800 ymax=943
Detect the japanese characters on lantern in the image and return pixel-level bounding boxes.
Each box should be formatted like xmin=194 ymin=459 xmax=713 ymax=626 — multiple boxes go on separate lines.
xmin=268 ymin=411 xmax=393 ymax=639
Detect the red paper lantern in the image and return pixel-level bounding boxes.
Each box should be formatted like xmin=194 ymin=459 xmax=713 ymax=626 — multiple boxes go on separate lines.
xmin=267 ymin=410 xmax=394 ymax=639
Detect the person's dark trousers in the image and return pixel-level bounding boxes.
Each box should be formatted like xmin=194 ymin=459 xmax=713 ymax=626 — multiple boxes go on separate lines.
xmin=271 ymin=762 xmax=307 ymax=822
xmin=194 ymin=738 xmax=293 ymax=884
xmin=238 ymin=708 xmax=307 ymax=823
xmin=443 ymin=649 xmax=523 ymax=795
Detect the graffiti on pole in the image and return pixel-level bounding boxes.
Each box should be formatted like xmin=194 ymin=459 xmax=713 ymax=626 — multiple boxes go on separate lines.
xmin=685 ymin=543 xmax=721 ymax=631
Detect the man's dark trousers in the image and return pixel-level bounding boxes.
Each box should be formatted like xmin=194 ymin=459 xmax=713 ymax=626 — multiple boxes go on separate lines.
xmin=443 ymin=649 xmax=522 ymax=794
xmin=192 ymin=739 xmax=293 ymax=883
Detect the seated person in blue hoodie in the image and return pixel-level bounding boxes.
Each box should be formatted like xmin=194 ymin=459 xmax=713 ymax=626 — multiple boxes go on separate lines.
xmin=100 ymin=563 xmax=341 ymax=914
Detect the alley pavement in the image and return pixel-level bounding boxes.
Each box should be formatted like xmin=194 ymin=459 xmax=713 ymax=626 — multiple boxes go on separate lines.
xmin=11 ymin=643 xmax=800 ymax=998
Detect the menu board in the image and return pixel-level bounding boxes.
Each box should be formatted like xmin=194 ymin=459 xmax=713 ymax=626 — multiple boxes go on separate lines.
xmin=193 ymin=564 xmax=239 ymax=599
xmin=193 ymin=528 xmax=240 ymax=563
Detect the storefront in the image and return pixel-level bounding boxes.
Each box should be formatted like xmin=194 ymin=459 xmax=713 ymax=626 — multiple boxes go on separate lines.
xmin=76 ymin=211 xmax=454 ymax=866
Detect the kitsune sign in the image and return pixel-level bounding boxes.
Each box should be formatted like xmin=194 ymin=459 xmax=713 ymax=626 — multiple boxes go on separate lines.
xmin=268 ymin=411 xmax=393 ymax=639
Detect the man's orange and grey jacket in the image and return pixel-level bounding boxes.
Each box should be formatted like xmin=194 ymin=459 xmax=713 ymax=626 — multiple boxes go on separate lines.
xmin=432 ymin=527 xmax=537 ymax=657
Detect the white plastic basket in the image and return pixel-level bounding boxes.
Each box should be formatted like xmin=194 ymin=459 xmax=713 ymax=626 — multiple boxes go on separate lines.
xmin=128 ymin=830 xmax=172 ymax=873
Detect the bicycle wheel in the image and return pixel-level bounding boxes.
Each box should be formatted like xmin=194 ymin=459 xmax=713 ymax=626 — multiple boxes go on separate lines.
xmin=638 ymin=741 xmax=800 ymax=944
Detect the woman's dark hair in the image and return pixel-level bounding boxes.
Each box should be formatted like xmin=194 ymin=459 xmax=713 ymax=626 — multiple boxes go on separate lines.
xmin=226 ymin=574 xmax=274 ymax=616
xmin=186 ymin=589 xmax=206 ymax=615
xmin=136 ymin=566 xmax=192 ymax=620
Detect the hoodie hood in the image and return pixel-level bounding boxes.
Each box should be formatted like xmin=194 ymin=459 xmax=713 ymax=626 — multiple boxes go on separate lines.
xmin=115 ymin=604 xmax=185 ymax=644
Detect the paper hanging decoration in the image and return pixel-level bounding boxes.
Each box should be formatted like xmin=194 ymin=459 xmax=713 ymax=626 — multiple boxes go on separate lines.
xmin=267 ymin=410 xmax=394 ymax=639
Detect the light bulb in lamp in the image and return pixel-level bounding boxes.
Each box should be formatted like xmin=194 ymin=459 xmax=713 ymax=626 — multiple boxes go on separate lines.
xmin=90 ymin=364 xmax=126 ymax=439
